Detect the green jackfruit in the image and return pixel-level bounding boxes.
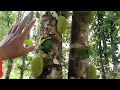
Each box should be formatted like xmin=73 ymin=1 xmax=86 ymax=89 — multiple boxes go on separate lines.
xmin=84 ymin=11 xmax=94 ymax=24
xmin=31 ymin=55 xmax=43 ymax=78
xmin=57 ymin=16 xmax=68 ymax=34
xmin=87 ymin=64 xmax=97 ymax=79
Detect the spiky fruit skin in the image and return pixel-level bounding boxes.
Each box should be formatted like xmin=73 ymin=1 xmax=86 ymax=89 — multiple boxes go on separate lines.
xmin=87 ymin=64 xmax=97 ymax=79
xmin=57 ymin=16 xmax=68 ymax=34
xmin=31 ymin=56 xmax=43 ymax=78
xmin=84 ymin=11 xmax=94 ymax=24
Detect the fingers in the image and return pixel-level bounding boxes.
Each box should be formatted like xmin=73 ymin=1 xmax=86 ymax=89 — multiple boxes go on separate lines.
xmin=24 ymin=45 xmax=36 ymax=54
xmin=21 ymin=19 xmax=36 ymax=39
xmin=10 ymin=22 xmax=20 ymax=34
xmin=15 ymin=14 xmax=30 ymax=34
xmin=8 ymin=25 xmax=15 ymax=35
xmin=8 ymin=21 xmax=20 ymax=35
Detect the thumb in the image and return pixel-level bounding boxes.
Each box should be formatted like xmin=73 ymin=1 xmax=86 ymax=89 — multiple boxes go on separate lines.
xmin=24 ymin=45 xmax=36 ymax=54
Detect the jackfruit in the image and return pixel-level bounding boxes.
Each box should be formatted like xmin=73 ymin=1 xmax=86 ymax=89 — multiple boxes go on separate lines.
xmin=84 ymin=11 xmax=94 ymax=24
xmin=31 ymin=55 xmax=43 ymax=78
xmin=57 ymin=16 xmax=68 ymax=34
xmin=86 ymin=64 xmax=97 ymax=79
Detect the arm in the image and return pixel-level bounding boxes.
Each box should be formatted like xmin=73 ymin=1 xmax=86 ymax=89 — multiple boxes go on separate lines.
xmin=0 ymin=13 xmax=36 ymax=60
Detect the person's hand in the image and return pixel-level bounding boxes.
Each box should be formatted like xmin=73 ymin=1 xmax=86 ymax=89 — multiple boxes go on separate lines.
xmin=0 ymin=13 xmax=36 ymax=60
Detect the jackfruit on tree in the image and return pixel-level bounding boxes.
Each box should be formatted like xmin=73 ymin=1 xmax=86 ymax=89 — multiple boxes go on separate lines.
xmin=86 ymin=64 xmax=97 ymax=79
xmin=83 ymin=11 xmax=94 ymax=24
xmin=31 ymin=55 xmax=43 ymax=78
xmin=57 ymin=16 xmax=68 ymax=34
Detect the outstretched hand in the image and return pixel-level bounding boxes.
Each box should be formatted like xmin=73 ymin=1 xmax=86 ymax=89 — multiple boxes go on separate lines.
xmin=0 ymin=13 xmax=36 ymax=60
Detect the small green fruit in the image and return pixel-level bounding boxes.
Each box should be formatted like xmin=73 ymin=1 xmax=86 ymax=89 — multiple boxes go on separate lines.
xmin=24 ymin=39 xmax=33 ymax=46
xmin=57 ymin=16 xmax=68 ymax=34
xmin=36 ymin=11 xmax=40 ymax=19
xmin=87 ymin=64 xmax=97 ymax=79
xmin=31 ymin=56 xmax=43 ymax=78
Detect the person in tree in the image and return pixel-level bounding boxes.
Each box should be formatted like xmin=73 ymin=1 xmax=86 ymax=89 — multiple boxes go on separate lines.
xmin=0 ymin=13 xmax=36 ymax=60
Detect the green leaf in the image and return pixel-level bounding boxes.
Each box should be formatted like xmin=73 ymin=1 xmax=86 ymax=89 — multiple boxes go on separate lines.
xmin=36 ymin=11 xmax=40 ymax=19
xmin=39 ymin=37 xmax=52 ymax=46
xmin=39 ymin=38 xmax=47 ymax=46
xmin=24 ymin=39 xmax=33 ymax=46
xmin=62 ymin=11 xmax=70 ymax=19
xmin=40 ymin=38 xmax=53 ymax=53
xmin=78 ymin=49 xmax=89 ymax=59
xmin=57 ymin=16 xmax=68 ymax=34
xmin=88 ymin=45 xmax=93 ymax=55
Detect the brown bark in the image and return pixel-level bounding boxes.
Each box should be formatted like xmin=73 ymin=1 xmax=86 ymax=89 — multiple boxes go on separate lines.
xmin=68 ymin=11 xmax=91 ymax=79
xmin=35 ymin=11 xmax=62 ymax=79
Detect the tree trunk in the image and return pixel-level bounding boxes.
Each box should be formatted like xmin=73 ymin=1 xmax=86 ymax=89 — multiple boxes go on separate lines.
xmin=68 ymin=11 xmax=91 ymax=79
xmin=34 ymin=11 xmax=63 ymax=79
